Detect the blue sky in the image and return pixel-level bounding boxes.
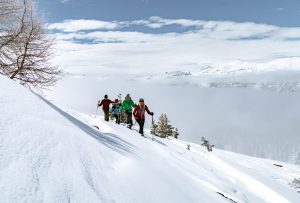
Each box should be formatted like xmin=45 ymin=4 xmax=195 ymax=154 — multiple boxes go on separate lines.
xmin=38 ymin=0 xmax=300 ymax=27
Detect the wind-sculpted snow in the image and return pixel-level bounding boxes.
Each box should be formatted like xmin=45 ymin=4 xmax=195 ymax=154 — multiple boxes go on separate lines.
xmin=1 ymin=76 xmax=300 ymax=202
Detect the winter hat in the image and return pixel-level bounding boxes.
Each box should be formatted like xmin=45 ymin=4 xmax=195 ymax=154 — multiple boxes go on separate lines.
xmin=115 ymin=99 xmax=119 ymax=103
xmin=104 ymin=94 xmax=108 ymax=99
xmin=125 ymin=94 xmax=130 ymax=99
xmin=139 ymin=98 xmax=144 ymax=102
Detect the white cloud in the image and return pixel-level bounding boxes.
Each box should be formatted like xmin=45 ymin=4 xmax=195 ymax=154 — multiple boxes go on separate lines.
xmin=48 ymin=17 xmax=300 ymax=75
xmin=47 ymin=17 xmax=300 ymax=40
xmin=47 ymin=17 xmax=218 ymax=32
xmin=48 ymin=19 xmax=122 ymax=32
xmin=130 ymin=16 xmax=204 ymax=29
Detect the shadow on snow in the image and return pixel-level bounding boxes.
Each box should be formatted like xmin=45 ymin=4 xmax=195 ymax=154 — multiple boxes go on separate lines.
xmin=37 ymin=94 xmax=136 ymax=155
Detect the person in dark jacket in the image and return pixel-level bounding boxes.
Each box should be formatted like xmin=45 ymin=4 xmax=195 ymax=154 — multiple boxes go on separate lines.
xmin=110 ymin=99 xmax=121 ymax=124
xmin=133 ymin=98 xmax=154 ymax=136
xmin=98 ymin=95 xmax=113 ymax=121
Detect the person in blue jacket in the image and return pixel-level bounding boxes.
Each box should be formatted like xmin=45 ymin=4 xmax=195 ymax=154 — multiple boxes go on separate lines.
xmin=110 ymin=99 xmax=121 ymax=124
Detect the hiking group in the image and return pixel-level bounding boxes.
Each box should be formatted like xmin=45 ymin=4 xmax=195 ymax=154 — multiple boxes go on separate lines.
xmin=97 ymin=94 xmax=154 ymax=136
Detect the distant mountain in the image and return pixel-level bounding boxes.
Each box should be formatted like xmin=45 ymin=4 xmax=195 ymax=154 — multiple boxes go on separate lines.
xmin=141 ymin=60 xmax=300 ymax=92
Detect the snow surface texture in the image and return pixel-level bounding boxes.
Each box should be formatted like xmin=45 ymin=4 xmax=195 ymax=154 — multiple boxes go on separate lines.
xmin=47 ymin=75 xmax=300 ymax=164
xmin=1 ymin=76 xmax=300 ymax=202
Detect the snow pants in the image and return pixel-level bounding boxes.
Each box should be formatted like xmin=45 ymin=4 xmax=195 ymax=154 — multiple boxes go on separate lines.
xmin=113 ymin=114 xmax=120 ymax=124
xmin=125 ymin=111 xmax=133 ymax=127
xmin=136 ymin=118 xmax=145 ymax=135
xmin=103 ymin=110 xmax=109 ymax=121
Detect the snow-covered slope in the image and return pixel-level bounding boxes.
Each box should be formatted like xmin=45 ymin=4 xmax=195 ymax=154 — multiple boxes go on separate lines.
xmin=1 ymin=76 xmax=300 ymax=203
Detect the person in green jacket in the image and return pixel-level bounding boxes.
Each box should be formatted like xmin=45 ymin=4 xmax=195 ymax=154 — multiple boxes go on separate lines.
xmin=121 ymin=94 xmax=136 ymax=129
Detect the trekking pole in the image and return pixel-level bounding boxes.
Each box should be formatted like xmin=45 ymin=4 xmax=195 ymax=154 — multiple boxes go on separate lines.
xmin=118 ymin=93 xmax=122 ymax=123
xmin=95 ymin=106 xmax=98 ymax=118
xmin=95 ymin=100 xmax=99 ymax=118
xmin=151 ymin=115 xmax=154 ymax=140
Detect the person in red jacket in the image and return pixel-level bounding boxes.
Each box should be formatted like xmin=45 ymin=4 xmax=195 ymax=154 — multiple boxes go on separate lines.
xmin=98 ymin=95 xmax=113 ymax=121
xmin=133 ymin=98 xmax=154 ymax=136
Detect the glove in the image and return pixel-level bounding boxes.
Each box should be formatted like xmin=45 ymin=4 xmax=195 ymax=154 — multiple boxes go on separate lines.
xmin=150 ymin=112 xmax=154 ymax=116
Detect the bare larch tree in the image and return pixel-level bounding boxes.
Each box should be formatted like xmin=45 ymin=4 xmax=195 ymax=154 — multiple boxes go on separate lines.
xmin=0 ymin=0 xmax=63 ymax=90
xmin=1 ymin=0 xmax=25 ymax=75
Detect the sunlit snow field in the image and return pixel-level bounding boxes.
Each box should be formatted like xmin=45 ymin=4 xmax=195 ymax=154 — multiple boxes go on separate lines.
xmin=46 ymin=72 xmax=300 ymax=164
xmin=1 ymin=74 xmax=300 ymax=202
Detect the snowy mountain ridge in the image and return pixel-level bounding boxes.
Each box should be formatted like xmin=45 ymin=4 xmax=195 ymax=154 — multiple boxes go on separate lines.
xmin=130 ymin=57 xmax=300 ymax=92
xmin=196 ymin=57 xmax=300 ymax=75
xmin=1 ymin=75 xmax=300 ymax=203
xmin=142 ymin=69 xmax=300 ymax=93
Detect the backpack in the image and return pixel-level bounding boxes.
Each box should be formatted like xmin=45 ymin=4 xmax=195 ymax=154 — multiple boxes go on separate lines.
xmin=111 ymin=104 xmax=120 ymax=115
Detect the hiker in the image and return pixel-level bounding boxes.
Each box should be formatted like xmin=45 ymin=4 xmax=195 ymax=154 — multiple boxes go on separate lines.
xmin=121 ymin=94 xmax=136 ymax=129
xmin=110 ymin=99 xmax=121 ymax=124
xmin=133 ymin=98 xmax=154 ymax=136
xmin=98 ymin=95 xmax=113 ymax=122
